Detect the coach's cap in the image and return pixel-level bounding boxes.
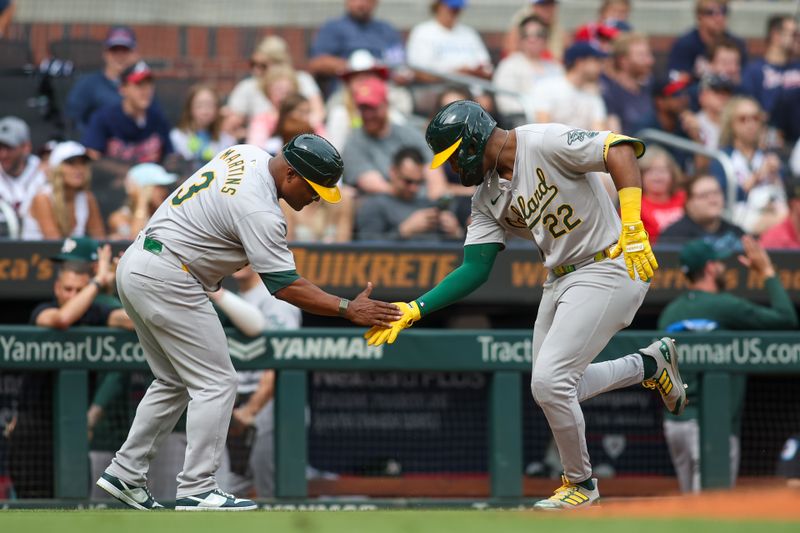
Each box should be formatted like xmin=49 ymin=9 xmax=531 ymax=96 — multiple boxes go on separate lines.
xmin=352 ymin=77 xmax=388 ymax=108
xmin=49 ymin=141 xmax=89 ymax=168
xmin=104 ymin=26 xmax=137 ymax=50
xmin=0 ymin=116 xmax=30 ymax=147
xmin=127 ymin=162 xmax=177 ymax=187
xmin=282 ymin=133 xmax=343 ymax=204
xmin=564 ymin=41 xmax=607 ymax=68
xmin=121 ymin=61 xmax=153 ymax=85
xmin=679 ymin=239 xmax=733 ymax=275
xmin=52 ymin=237 xmax=100 ymax=262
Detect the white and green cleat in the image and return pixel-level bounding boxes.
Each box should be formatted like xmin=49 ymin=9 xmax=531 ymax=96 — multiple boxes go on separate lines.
xmin=175 ymin=488 xmax=257 ymax=511
xmin=640 ymin=337 xmax=688 ymax=415
xmin=533 ymin=475 xmax=599 ymax=511
xmin=96 ymin=472 xmax=164 ymax=510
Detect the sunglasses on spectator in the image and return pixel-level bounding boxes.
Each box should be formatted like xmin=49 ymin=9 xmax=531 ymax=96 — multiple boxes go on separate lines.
xmin=699 ymin=6 xmax=727 ymax=17
xmin=522 ymin=30 xmax=549 ymax=39
xmin=250 ymin=59 xmax=269 ymax=70
xmin=401 ymin=177 xmax=425 ymax=186
xmin=735 ymin=113 xmax=762 ymax=124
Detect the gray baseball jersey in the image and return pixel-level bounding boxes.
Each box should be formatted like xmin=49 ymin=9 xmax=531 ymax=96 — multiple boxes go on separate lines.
xmin=147 ymin=144 xmax=295 ymax=291
xmin=465 ymin=123 xmax=640 ymax=268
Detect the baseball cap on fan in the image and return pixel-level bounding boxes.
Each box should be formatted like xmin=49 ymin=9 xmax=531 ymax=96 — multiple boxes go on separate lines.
xmin=121 ymin=61 xmax=153 ymax=85
xmin=127 ymin=162 xmax=178 ymax=187
xmin=104 ymin=26 xmax=137 ymax=50
xmin=352 ymin=77 xmax=388 ymax=107
xmin=52 ymin=237 xmax=100 ymax=262
xmin=0 ymin=116 xmax=30 ymax=148
xmin=679 ymin=239 xmax=733 ymax=275
xmin=49 ymin=141 xmax=90 ymax=168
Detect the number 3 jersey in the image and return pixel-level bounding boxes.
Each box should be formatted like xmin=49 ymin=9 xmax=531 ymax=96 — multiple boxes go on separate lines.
xmin=464 ymin=123 xmax=644 ymax=269
xmin=146 ymin=144 xmax=296 ymax=291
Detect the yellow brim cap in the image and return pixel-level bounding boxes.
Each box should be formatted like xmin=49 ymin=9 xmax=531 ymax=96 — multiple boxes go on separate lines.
xmin=430 ymin=137 xmax=463 ymax=169
xmin=304 ymin=178 xmax=342 ymax=204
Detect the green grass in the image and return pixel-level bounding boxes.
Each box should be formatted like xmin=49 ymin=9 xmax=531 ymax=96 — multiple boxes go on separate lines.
xmin=0 ymin=510 xmax=796 ymax=533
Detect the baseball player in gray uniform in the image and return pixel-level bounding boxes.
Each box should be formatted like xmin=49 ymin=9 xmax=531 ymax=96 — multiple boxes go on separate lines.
xmin=365 ymin=101 xmax=687 ymax=510
xmin=97 ymin=134 xmax=402 ymax=511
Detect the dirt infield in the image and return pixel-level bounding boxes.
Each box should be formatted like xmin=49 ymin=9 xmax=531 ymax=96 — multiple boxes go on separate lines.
xmin=585 ymin=487 xmax=800 ymax=521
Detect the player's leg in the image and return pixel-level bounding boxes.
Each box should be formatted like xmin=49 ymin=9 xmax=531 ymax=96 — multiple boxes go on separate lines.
xmin=250 ymin=400 xmax=275 ymax=498
xmin=663 ymin=418 xmax=700 ymax=493
xmin=531 ymin=263 xmax=646 ymax=492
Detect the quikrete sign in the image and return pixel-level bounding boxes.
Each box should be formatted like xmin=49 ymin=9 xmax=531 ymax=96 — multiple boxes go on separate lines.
xmin=1 ymin=242 xmax=799 ymax=306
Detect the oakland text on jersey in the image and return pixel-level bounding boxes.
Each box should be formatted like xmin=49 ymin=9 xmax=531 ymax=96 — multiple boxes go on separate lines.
xmin=219 ymin=147 xmax=246 ymax=196
xmin=505 ymin=167 xmax=558 ymax=229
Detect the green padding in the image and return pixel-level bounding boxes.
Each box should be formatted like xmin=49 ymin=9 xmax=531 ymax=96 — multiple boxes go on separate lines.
xmin=416 ymin=243 xmax=501 ymax=317
xmin=260 ymin=270 xmax=300 ymax=294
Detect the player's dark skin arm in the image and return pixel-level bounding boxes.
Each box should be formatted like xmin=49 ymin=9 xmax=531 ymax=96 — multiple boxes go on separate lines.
xmin=275 ymin=278 xmax=402 ymax=328
xmin=605 ymin=143 xmax=643 ymax=190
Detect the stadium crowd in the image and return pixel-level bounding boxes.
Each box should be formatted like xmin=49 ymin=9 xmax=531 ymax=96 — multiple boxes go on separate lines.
xmin=0 ymin=0 xmax=799 ymax=249
xmin=1 ymin=0 xmax=800 ymax=502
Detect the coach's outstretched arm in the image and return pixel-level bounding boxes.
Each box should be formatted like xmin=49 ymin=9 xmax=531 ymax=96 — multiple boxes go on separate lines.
xmin=364 ymin=242 xmax=501 ymax=346
xmin=266 ymin=273 xmax=402 ymax=328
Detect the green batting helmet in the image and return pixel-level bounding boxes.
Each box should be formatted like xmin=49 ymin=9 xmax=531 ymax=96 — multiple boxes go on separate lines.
xmin=282 ymin=133 xmax=343 ymax=203
xmin=426 ymin=100 xmax=497 ymax=187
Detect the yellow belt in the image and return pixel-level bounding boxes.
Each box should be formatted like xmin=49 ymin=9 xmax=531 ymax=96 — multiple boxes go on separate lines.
xmin=552 ymin=248 xmax=611 ymax=278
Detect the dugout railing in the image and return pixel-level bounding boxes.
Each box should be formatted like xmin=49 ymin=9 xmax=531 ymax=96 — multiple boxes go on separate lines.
xmin=1 ymin=326 xmax=798 ymax=501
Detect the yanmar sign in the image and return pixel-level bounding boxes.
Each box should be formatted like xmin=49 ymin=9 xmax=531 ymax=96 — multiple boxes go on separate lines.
xmin=227 ymin=335 xmax=383 ymax=362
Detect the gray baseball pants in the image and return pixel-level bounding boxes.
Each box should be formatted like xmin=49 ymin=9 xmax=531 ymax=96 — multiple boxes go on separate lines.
xmin=106 ymin=234 xmax=237 ymax=498
xmin=531 ymin=257 xmax=649 ymax=484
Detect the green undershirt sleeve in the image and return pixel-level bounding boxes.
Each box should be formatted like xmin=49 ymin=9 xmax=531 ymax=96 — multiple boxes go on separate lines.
xmin=415 ymin=243 xmax=501 ymax=317
xmin=260 ymin=270 xmax=300 ymax=294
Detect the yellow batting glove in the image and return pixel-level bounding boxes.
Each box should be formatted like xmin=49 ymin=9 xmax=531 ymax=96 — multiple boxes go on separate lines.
xmin=609 ymin=187 xmax=658 ymax=281
xmin=364 ymin=301 xmax=421 ymax=346
xmin=608 ymin=220 xmax=658 ymax=281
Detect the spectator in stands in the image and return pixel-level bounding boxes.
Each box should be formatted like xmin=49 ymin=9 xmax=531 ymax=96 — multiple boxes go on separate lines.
xmin=308 ymin=0 xmax=405 ymax=79
xmin=22 ymin=141 xmax=105 ymax=240
xmin=247 ymin=65 xmax=326 ymax=149
xmin=0 ymin=116 xmax=46 ymax=239
xmin=742 ymin=15 xmax=800 ymax=117
xmin=693 ymin=73 xmax=736 ymax=151
xmin=573 ymin=0 xmax=632 ymax=52
xmin=342 ymin=77 xmax=446 ymax=198
xmin=66 ymin=26 xmax=139 ymax=135
xmin=639 ymin=146 xmax=686 ymax=245
xmin=529 ymin=42 xmax=608 ymax=130
xmin=600 ymin=32 xmax=654 ymax=135
xmin=107 ymin=163 xmax=177 ymax=240
xmin=658 ymin=236 xmax=798 ymax=493
xmin=770 ymin=87 xmax=800 ymax=149
xmin=406 ymin=0 xmax=493 ymax=80
xmin=356 ymin=147 xmax=463 ymax=241
xmin=493 ymin=15 xmax=563 ymax=120
xmin=226 ymin=36 xmax=324 ymax=135
xmin=710 ymin=96 xmax=787 ymax=235
xmin=325 ymin=49 xmax=413 ymax=152
xmin=260 ymin=93 xmax=314 ymax=156
xmin=170 ymin=84 xmax=235 ymax=169
xmin=504 ymin=0 xmax=566 ymax=62
xmin=8 ymin=247 xmax=132 ymax=498
xmin=82 ymin=61 xmax=173 ymax=165
xmin=705 ymin=38 xmax=744 ymax=89
xmin=761 ymin=175 xmax=800 ymax=249
xmin=659 ymin=173 xmax=744 ymax=248
xmin=215 ymin=265 xmax=301 ymax=498
xmin=633 ymin=74 xmax=696 ymax=172
xmin=667 ymin=0 xmax=747 ymax=80
xmin=0 ymin=0 xmax=15 ymax=38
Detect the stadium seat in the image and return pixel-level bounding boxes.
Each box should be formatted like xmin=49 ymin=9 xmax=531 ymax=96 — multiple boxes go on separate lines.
xmin=0 ymin=74 xmax=63 ymax=149
xmin=48 ymin=38 xmax=104 ymax=73
xmin=0 ymin=40 xmax=34 ymax=74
